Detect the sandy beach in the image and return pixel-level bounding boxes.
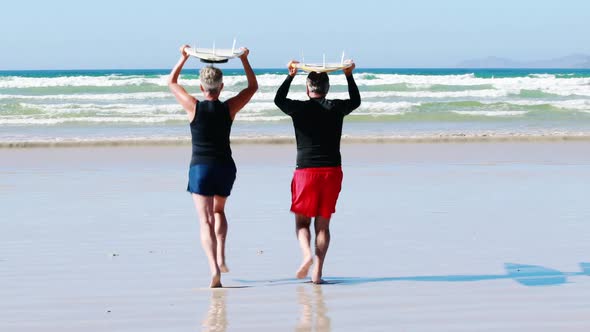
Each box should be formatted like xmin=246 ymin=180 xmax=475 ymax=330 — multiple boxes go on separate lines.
xmin=1 ymin=142 xmax=590 ymax=331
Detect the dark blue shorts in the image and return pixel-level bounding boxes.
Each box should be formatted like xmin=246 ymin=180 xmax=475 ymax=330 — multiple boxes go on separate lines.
xmin=187 ymin=162 xmax=237 ymax=197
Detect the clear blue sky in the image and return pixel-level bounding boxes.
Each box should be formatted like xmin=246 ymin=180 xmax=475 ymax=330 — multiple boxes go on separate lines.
xmin=1 ymin=0 xmax=589 ymax=69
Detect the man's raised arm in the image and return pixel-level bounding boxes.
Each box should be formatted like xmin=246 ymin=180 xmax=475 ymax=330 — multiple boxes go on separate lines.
xmin=342 ymin=61 xmax=361 ymax=114
xmin=274 ymin=60 xmax=299 ymax=115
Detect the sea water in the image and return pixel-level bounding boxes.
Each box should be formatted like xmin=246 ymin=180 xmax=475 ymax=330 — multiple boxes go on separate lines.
xmin=2 ymin=68 xmax=590 ymax=145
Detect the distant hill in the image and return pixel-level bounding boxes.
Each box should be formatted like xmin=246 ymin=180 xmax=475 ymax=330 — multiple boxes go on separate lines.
xmin=457 ymin=54 xmax=590 ymax=68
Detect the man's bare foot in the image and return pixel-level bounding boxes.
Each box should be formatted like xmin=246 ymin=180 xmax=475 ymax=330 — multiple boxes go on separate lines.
xmin=210 ymin=273 xmax=222 ymax=288
xmin=311 ymin=265 xmax=324 ymax=284
xmin=296 ymin=257 xmax=313 ymax=279
xmin=219 ymin=264 xmax=229 ymax=273
xmin=312 ymin=278 xmax=326 ymax=285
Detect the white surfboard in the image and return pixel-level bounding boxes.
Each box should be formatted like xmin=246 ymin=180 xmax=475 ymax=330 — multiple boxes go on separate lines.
xmin=294 ymin=62 xmax=353 ymax=73
xmin=292 ymin=52 xmax=352 ymax=73
xmin=186 ymin=47 xmax=244 ymax=64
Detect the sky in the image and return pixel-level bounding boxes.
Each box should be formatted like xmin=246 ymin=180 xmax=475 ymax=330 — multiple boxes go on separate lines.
xmin=1 ymin=0 xmax=589 ymax=69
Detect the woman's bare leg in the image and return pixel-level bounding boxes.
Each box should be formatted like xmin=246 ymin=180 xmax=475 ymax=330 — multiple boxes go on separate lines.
xmin=213 ymin=195 xmax=229 ymax=273
xmin=193 ymin=194 xmax=221 ymax=288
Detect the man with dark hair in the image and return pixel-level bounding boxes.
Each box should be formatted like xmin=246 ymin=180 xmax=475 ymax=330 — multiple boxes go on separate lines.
xmin=306 ymin=71 xmax=330 ymax=95
xmin=274 ymin=61 xmax=361 ymax=284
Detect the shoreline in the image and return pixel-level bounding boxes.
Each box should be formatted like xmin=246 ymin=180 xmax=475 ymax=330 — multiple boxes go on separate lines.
xmin=3 ymin=133 xmax=590 ymax=148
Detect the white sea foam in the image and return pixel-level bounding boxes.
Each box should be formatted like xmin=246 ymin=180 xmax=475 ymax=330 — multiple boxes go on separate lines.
xmin=0 ymin=75 xmax=167 ymax=88
xmin=348 ymin=73 xmax=590 ymax=97
xmin=477 ymin=99 xmax=590 ymax=110
xmin=0 ymin=113 xmax=293 ymax=125
xmin=376 ymin=89 xmax=508 ymax=98
xmin=244 ymin=74 xmax=590 ymax=99
xmin=0 ymin=73 xmax=292 ymax=89
xmin=0 ymin=92 xmax=171 ymax=101
xmin=2 ymin=72 xmax=590 ymax=130
xmin=547 ymin=100 xmax=590 ymax=110
xmin=354 ymin=101 xmax=419 ymax=113
xmin=5 ymin=98 xmax=590 ymax=124
xmin=1 ymin=89 xmax=507 ymax=103
xmin=451 ymin=110 xmax=529 ymax=117
xmin=16 ymin=103 xmax=183 ymax=114
xmin=0 ymin=101 xmax=420 ymax=124
xmin=0 ymin=115 xmax=186 ymax=125
xmin=238 ymin=102 xmax=278 ymax=113
xmin=234 ymin=115 xmax=290 ymax=122
xmin=3 ymin=72 xmax=590 ymax=98
xmin=249 ymin=89 xmax=510 ymax=100
xmin=529 ymin=74 xmax=556 ymax=79
xmin=240 ymin=101 xmax=419 ymax=115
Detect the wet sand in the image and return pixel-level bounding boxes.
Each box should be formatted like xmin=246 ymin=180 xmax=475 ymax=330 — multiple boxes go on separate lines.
xmin=1 ymin=142 xmax=590 ymax=331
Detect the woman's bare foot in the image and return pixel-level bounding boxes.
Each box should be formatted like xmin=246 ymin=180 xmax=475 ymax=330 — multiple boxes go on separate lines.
xmin=210 ymin=273 xmax=222 ymax=288
xmin=219 ymin=264 xmax=230 ymax=273
xmin=296 ymin=257 xmax=313 ymax=279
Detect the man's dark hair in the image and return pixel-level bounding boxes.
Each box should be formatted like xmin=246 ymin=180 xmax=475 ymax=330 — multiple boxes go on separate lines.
xmin=306 ymin=72 xmax=330 ymax=95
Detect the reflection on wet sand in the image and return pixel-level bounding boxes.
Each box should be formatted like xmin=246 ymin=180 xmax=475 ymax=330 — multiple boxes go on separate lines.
xmin=296 ymin=285 xmax=331 ymax=332
xmin=202 ymin=290 xmax=228 ymax=332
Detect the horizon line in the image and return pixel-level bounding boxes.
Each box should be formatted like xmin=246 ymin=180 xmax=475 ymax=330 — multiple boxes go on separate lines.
xmin=2 ymin=67 xmax=590 ymax=72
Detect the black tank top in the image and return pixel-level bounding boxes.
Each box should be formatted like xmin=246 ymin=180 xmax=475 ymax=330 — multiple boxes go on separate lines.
xmin=189 ymin=100 xmax=234 ymax=166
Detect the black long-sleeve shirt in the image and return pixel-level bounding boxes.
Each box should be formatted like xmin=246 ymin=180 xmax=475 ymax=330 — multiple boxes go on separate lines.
xmin=274 ymin=74 xmax=361 ymax=168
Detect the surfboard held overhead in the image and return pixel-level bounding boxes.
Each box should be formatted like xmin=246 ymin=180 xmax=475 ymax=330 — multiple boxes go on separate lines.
xmin=292 ymin=52 xmax=353 ymax=73
xmin=186 ymin=48 xmax=244 ymax=64
xmin=293 ymin=62 xmax=353 ymax=73
xmin=186 ymin=39 xmax=244 ymax=63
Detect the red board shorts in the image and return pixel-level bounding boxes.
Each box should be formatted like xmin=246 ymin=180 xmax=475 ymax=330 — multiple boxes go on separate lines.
xmin=290 ymin=166 xmax=343 ymax=219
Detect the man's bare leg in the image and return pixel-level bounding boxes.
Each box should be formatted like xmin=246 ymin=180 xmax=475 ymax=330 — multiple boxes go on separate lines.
xmin=213 ymin=196 xmax=229 ymax=273
xmin=193 ymin=194 xmax=222 ymax=288
xmin=312 ymin=216 xmax=331 ymax=284
xmin=295 ymin=214 xmax=313 ymax=279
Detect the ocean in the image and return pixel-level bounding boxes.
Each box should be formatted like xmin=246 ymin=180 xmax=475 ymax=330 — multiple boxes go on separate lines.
xmin=2 ymin=68 xmax=590 ymax=146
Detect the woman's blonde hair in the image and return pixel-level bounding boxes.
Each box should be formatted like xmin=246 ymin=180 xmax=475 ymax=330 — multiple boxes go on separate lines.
xmin=200 ymin=66 xmax=223 ymax=94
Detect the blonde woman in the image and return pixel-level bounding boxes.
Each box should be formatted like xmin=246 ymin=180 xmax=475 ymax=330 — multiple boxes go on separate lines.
xmin=168 ymin=45 xmax=258 ymax=287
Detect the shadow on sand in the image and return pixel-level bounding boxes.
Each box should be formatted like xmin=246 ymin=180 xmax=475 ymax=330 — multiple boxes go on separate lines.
xmin=236 ymin=262 xmax=590 ymax=287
